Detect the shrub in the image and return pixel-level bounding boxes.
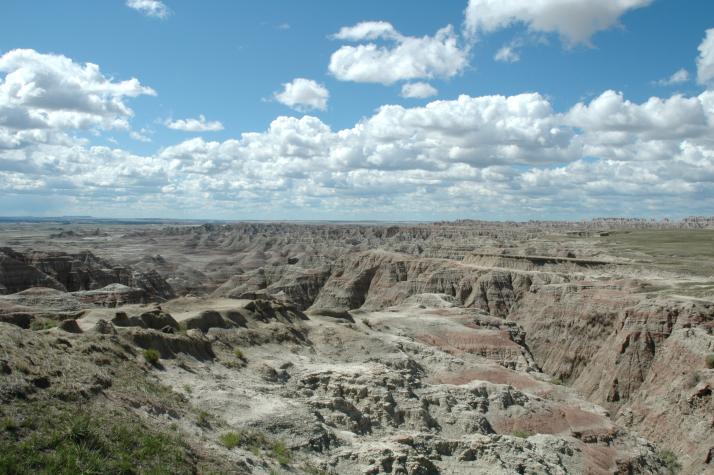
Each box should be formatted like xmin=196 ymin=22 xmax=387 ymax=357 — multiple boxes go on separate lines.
xmin=658 ymin=449 xmax=681 ymax=474
xmin=143 ymin=349 xmax=160 ymax=365
xmin=30 ymin=319 xmax=57 ymax=331
xmin=511 ymin=430 xmax=531 ymax=438
xmin=234 ymin=348 xmax=245 ymax=360
xmin=705 ymin=353 xmax=714 ymax=369
xmin=219 ymin=432 xmax=241 ymax=449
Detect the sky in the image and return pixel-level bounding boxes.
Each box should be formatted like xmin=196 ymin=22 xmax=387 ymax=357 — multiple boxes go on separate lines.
xmin=1 ymin=0 xmax=714 ymax=221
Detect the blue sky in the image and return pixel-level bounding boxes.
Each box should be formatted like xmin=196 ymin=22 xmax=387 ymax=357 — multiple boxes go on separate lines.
xmin=1 ymin=0 xmax=714 ymax=220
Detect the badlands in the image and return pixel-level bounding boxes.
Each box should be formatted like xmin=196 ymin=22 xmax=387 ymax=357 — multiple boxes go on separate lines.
xmin=0 ymin=218 xmax=713 ymax=474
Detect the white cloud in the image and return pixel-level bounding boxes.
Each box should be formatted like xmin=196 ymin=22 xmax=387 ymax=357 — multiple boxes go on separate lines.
xmin=166 ymin=115 xmax=224 ymax=132
xmin=697 ymin=28 xmax=714 ymax=86
xmin=4 ymin=87 xmax=714 ymax=218
xmin=274 ymin=78 xmax=329 ymax=112
xmin=494 ymin=45 xmax=520 ymax=63
xmin=3 ymin=48 xmax=714 ymax=219
xmin=401 ymin=82 xmax=438 ymax=99
xmin=126 ymin=0 xmax=170 ymax=19
xmin=654 ymin=68 xmax=689 ymax=86
xmin=130 ymin=128 xmax=152 ymax=142
xmin=464 ymin=0 xmax=652 ymax=46
xmin=0 ymin=49 xmax=155 ymax=137
xmin=329 ymin=23 xmax=469 ymax=85
xmin=333 ymin=21 xmax=401 ymax=42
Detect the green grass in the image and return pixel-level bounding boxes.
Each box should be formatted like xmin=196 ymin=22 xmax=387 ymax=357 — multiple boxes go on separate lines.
xmin=0 ymin=405 xmax=193 ymax=475
xmin=142 ymin=349 xmax=160 ymax=365
xmin=29 ymin=319 xmax=57 ymax=331
xmin=271 ymin=440 xmax=291 ymax=465
xmin=601 ymin=230 xmax=714 ymax=276
xmin=218 ymin=432 xmax=241 ymax=449
xmin=212 ymin=428 xmax=292 ymax=466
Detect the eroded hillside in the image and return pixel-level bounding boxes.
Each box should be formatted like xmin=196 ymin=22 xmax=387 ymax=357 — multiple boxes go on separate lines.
xmin=0 ymin=219 xmax=712 ymax=474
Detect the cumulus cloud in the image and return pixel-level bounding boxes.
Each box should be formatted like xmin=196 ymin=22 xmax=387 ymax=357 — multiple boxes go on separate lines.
xmin=3 ymin=47 xmax=714 ymax=219
xmin=697 ymin=28 xmax=714 ymax=86
xmin=464 ymin=0 xmax=652 ymax=46
xmin=274 ymin=78 xmax=329 ymax=112
xmin=166 ymin=115 xmax=224 ymax=132
xmin=4 ymin=86 xmax=714 ymax=218
xmin=126 ymin=0 xmax=170 ymax=19
xmin=654 ymin=68 xmax=689 ymax=86
xmin=0 ymin=49 xmax=155 ymax=137
xmin=401 ymin=82 xmax=438 ymax=99
xmin=333 ymin=21 xmax=401 ymax=42
xmin=329 ymin=23 xmax=469 ymax=85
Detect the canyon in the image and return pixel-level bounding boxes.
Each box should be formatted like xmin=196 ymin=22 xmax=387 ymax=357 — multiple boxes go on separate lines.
xmin=0 ymin=219 xmax=712 ymax=474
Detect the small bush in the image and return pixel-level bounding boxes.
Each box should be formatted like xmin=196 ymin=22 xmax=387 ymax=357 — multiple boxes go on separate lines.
xmin=234 ymin=348 xmax=245 ymax=360
xmin=705 ymin=353 xmax=714 ymax=369
xmin=271 ymin=440 xmax=291 ymax=465
xmin=511 ymin=430 xmax=531 ymax=438
xmin=30 ymin=319 xmax=57 ymax=331
xmin=658 ymin=449 xmax=681 ymax=474
xmin=143 ymin=349 xmax=160 ymax=365
xmin=551 ymin=378 xmax=564 ymax=386
xmin=219 ymin=432 xmax=241 ymax=449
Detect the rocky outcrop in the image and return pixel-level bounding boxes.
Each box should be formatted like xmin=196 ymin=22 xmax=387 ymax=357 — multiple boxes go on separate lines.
xmin=0 ymin=248 xmax=174 ymax=301
xmin=509 ymin=283 xmax=714 ymax=474
xmin=309 ymin=250 xmax=563 ymax=316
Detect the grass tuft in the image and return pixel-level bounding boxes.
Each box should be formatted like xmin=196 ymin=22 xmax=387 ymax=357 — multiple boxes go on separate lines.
xmin=143 ymin=349 xmax=160 ymax=365
xmin=219 ymin=432 xmax=241 ymax=449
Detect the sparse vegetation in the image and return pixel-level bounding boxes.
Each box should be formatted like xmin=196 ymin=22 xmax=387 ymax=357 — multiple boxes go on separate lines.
xmin=234 ymin=348 xmax=245 ymax=360
xmin=511 ymin=429 xmax=531 ymax=438
xmin=551 ymin=378 xmax=564 ymax=385
xmin=29 ymin=319 xmax=57 ymax=331
xmin=143 ymin=348 xmax=161 ymax=365
xmin=196 ymin=410 xmax=211 ymax=428
xmin=219 ymin=431 xmax=241 ymax=449
xmin=705 ymin=353 xmax=714 ymax=369
xmin=271 ymin=440 xmax=292 ymax=465
xmin=0 ymin=405 xmax=193 ymax=475
xmin=658 ymin=449 xmax=681 ymax=474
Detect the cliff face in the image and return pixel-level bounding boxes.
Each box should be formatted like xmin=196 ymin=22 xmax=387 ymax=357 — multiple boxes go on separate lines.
xmin=309 ymin=250 xmax=563 ymax=316
xmin=0 ymin=248 xmax=175 ymax=301
xmin=509 ymin=282 xmax=714 ymax=473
